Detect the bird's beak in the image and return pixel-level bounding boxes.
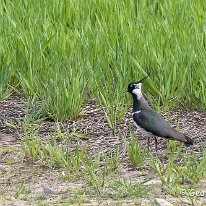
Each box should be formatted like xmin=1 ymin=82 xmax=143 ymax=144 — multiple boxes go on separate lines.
xmin=138 ymin=75 xmax=148 ymax=83
xmin=139 ymin=68 xmax=151 ymax=83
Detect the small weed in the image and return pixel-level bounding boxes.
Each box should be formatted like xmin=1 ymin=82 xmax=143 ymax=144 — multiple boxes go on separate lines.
xmin=65 ymin=195 xmax=85 ymax=205
xmin=21 ymin=134 xmax=42 ymax=163
xmin=15 ymin=181 xmax=27 ymax=200
xmin=104 ymin=147 xmax=120 ymax=174
xmin=36 ymin=194 xmax=47 ymax=201
xmin=67 ymin=143 xmax=86 ymax=175
xmin=73 ymin=186 xmax=97 ymax=196
xmin=4 ymin=120 xmax=18 ymax=130
xmin=82 ymin=148 xmax=121 ymax=197
xmin=0 ymin=188 xmax=6 ymax=198
xmin=62 ymin=143 xmax=86 ymax=179
xmin=50 ymin=122 xmax=69 ymax=141
xmin=43 ymin=143 xmax=85 ymax=171
xmin=126 ymin=129 xmax=146 ymax=167
xmin=108 ymin=178 xmax=148 ymax=200
xmin=5 ymin=157 xmax=15 ymax=164
xmin=39 ymin=138 xmax=87 ymax=179
xmin=0 ymin=146 xmax=16 ymax=157
xmin=83 ymin=152 xmax=104 ymax=196
xmin=41 ymin=144 xmax=70 ymax=168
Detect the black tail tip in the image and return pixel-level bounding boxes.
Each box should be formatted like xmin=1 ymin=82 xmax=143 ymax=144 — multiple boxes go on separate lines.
xmin=184 ymin=136 xmax=194 ymax=146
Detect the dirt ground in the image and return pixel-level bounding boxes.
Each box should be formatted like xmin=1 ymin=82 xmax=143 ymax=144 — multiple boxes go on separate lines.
xmin=0 ymin=95 xmax=206 ymax=206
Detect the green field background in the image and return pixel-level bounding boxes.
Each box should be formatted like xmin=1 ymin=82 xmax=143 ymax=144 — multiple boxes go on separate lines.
xmin=1 ymin=0 xmax=206 ymax=124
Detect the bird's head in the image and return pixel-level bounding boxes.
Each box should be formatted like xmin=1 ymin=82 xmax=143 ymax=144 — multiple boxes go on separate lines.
xmin=127 ymin=75 xmax=148 ymax=100
xmin=127 ymin=82 xmax=142 ymax=99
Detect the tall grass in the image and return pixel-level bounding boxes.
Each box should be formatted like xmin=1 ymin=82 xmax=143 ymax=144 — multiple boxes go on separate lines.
xmin=1 ymin=0 xmax=206 ymax=122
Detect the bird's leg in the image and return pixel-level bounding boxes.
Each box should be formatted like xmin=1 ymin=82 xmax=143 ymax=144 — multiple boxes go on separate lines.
xmin=147 ymin=137 xmax=150 ymax=151
xmin=155 ymin=137 xmax=158 ymax=152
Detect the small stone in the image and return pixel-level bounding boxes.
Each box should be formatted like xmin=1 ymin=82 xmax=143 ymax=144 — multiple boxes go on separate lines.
xmin=43 ymin=187 xmax=55 ymax=194
xmin=154 ymin=198 xmax=173 ymax=206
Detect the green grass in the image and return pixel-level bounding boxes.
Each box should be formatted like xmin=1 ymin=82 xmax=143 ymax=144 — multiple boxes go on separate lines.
xmin=1 ymin=0 xmax=206 ymax=124
xmin=0 ymin=146 xmax=16 ymax=158
xmin=15 ymin=181 xmax=28 ymax=200
xmin=150 ymin=141 xmax=206 ymax=198
xmin=108 ymin=178 xmax=148 ymax=200
xmin=19 ymin=123 xmax=120 ymax=181
xmin=73 ymin=177 xmax=149 ymax=202
xmin=16 ymin=123 xmax=206 ymax=204
xmin=1 ymin=2 xmax=206 ymax=203
xmin=125 ymin=129 xmax=146 ymax=167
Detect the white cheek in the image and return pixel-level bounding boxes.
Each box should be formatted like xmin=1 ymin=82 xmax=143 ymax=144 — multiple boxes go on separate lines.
xmin=132 ymin=88 xmax=142 ymax=99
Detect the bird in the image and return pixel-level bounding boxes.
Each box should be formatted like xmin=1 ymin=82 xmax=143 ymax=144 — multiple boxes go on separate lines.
xmin=127 ymin=77 xmax=193 ymax=152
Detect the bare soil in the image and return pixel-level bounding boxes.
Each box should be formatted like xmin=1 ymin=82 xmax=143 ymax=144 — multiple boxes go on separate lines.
xmin=0 ymin=95 xmax=206 ymax=206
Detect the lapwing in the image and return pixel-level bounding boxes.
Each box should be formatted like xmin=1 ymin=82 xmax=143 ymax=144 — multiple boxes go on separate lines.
xmin=127 ymin=77 xmax=193 ymax=152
